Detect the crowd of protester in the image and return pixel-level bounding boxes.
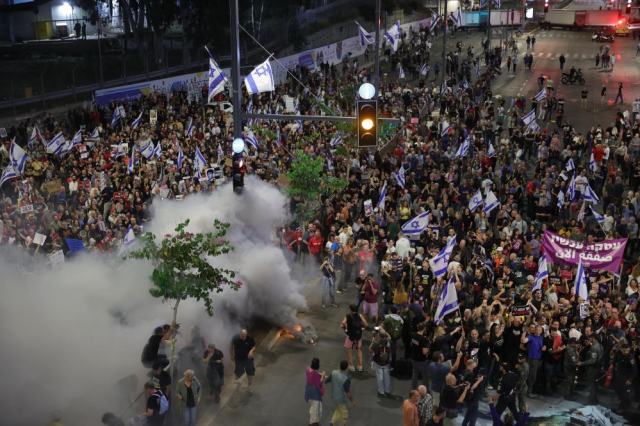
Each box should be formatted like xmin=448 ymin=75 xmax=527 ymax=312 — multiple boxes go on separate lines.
xmin=2 ymin=19 xmax=640 ymax=426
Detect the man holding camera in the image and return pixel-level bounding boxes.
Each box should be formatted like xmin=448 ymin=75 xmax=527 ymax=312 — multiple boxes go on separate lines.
xmin=370 ymin=328 xmax=393 ymax=396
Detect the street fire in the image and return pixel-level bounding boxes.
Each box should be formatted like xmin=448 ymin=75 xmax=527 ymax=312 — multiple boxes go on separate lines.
xmin=280 ymin=321 xmax=318 ymax=344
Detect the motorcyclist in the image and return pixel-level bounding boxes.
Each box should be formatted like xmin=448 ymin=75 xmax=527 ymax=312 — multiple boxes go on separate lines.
xmin=569 ymin=66 xmax=576 ymax=80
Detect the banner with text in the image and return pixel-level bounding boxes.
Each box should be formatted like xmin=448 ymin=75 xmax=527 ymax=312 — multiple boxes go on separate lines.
xmin=542 ymin=230 xmax=627 ymax=273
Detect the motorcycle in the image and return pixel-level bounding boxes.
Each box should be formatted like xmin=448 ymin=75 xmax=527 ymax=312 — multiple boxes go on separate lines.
xmin=561 ymin=72 xmax=585 ymax=85
xmin=592 ymin=32 xmax=615 ymax=42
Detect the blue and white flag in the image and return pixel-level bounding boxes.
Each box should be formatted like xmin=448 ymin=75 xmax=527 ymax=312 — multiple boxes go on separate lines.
xmin=522 ymin=109 xmax=536 ymax=127
xmin=131 ymin=111 xmax=143 ymax=130
xmin=574 ymin=258 xmax=589 ymax=301
xmin=534 ymin=88 xmax=547 ymax=102
xmin=114 ymin=142 xmax=126 ymax=159
xmin=469 ymin=189 xmax=484 ymax=212
xmin=384 ymin=21 xmax=401 ymax=52
xmin=476 ymin=66 xmax=481 ymax=77
xmin=28 ymin=126 xmax=38 ymax=148
xmin=111 ymin=108 xmax=121 ymax=127
xmin=567 ymin=175 xmax=576 ymax=201
xmin=421 ymin=63 xmax=429 ymax=75
xmin=456 ymin=136 xmax=470 ymax=157
xmin=378 ymin=181 xmax=387 ymax=211
xmin=402 ymin=211 xmax=431 ymax=236
xmin=71 ymin=129 xmax=83 ymax=146
xmin=589 ymin=153 xmax=596 ymax=173
xmin=480 ymin=0 xmax=489 ymax=7
xmin=590 ymin=205 xmax=605 ymax=225
xmin=327 ymin=151 xmax=334 ymax=171
xmin=127 ymin=146 xmax=136 ymax=175
xmin=484 ymin=190 xmax=500 ymax=213
xmin=557 ymin=189 xmax=565 ymax=208
xmin=528 ymin=121 xmax=541 ymax=132
xmin=244 ymin=58 xmax=275 ymax=95
xmin=246 ymin=130 xmax=259 ymax=150
xmin=152 ymin=141 xmax=162 ymax=159
xmin=119 ymin=225 xmax=136 ymax=256
xmin=566 ymin=158 xmax=575 ymax=173
xmin=0 ymin=164 xmax=18 ymax=187
xmin=194 ymin=147 xmax=207 ymax=173
xmin=186 ymin=118 xmax=195 ymax=137
xmin=532 ymin=254 xmax=549 ymax=293
xmin=177 ymin=144 xmax=184 ymax=169
xmin=140 ymin=139 xmax=155 ymax=159
xmin=451 ymin=7 xmax=463 ymax=26
xmin=355 ymin=21 xmax=374 ymax=46
xmin=399 ymin=64 xmax=405 ymax=79
xmin=488 ymin=142 xmax=496 ymax=158
xmin=55 ymin=140 xmax=74 ymax=156
xmin=396 ymin=165 xmax=406 ymax=188
xmin=10 ymin=141 xmax=28 ymax=175
xmin=434 ymin=277 xmax=459 ymax=324
xmin=441 ymin=120 xmax=451 ymax=137
xmin=330 ymin=134 xmax=343 ymax=147
xmin=429 ymin=235 xmax=457 ymax=278
xmin=88 ymin=127 xmax=100 ymax=140
xmin=205 ymin=46 xmax=227 ymax=102
xmin=46 ymin=132 xmax=64 ymax=154
xmin=583 ymin=183 xmax=599 ymax=203
xmin=276 ymin=129 xmax=281 ymax=148
xmin=494 ymin=0 xmax=501 ymax=8
xmin=218 ymin=143 xmax=224 ymax=159
xmin=430 ymin=12 xmax=440 ymax=32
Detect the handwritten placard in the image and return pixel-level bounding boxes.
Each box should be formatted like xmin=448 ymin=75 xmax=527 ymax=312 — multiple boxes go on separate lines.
xmin=20 ymin=204 xmax=34 ymax=214
xmin=49 ymin=250 xmax=65 ymax=269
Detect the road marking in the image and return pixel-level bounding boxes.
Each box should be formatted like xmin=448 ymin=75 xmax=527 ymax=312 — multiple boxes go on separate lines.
xmin=547 ymin=53 xmax=552 ymax=58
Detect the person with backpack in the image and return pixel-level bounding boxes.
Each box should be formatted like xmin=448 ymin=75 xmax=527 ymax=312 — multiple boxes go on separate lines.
xmin=137 ymin=382 xmax=168 ymax=426
xmin=341 ymin=304 xmax=368 ymax=372
xmin=382 ymin=305 xmax=404 ymax=367
xmin=369 ymin=328 xmax=393 ymax=396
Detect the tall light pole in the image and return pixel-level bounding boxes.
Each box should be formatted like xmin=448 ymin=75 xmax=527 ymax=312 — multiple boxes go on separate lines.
xmin=442 ymin=0 xmax=448 ymax=88
xmin=230 ymin=0 xmax=242 ymax=139
xmin=374 ymin=0 xmax=381 ymax=99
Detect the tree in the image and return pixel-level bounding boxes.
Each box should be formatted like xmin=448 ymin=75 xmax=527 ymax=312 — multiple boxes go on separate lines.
xmin=125 ymin=219 xmax=240 ymax=370
xmin=288 ymin=17 xmax=307 ymax=52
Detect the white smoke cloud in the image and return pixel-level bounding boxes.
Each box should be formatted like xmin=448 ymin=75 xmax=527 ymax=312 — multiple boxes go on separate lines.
xmin=0 ymin=177 xmax=312 ymax=425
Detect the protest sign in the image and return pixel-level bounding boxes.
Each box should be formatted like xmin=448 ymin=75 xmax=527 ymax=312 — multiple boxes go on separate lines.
xmin=19 ymin=204 xmax=34 ymax=214
xmin=542 ymin=230 xmax=627 ymax=273
xmin=49 ymin=250 xmax=65 ymax=269
xmin=41 ymin=180 xmax=62 ymax=194
xmin=511 ymin=306 xmax=531 ymax=316
xmin=364 ymin=199 xmax=373 ymax=217
xmin=33 ymin=233 xmax=46 ymax=246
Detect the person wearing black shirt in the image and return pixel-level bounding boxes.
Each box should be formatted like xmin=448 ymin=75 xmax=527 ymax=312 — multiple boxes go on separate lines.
xmin=203 ymin=343 xmax=225 ymax=402
xmin=495 ymin=363 xmax=520 ymax=420
xmin=427 ymin=407 xmax=447 ymax=426
xmin=149 ymin=361 xmax=172 ymax=400
xmin=505 ymin=317 xmax=525 ymax=368
xmin=411 ymin=323 xmax=431 ymax=390
xmin=441 ymin=373 xmax=471 ymax=424
xmin=139 ymin=382 xmax=165 ymax=426
xmin=461 ymin=359 xmax=484 ymax=426
xmin=141 ymin=326 xmax=171 ymax=369
xmin=231 ymin=329 xmax=256 ymax=394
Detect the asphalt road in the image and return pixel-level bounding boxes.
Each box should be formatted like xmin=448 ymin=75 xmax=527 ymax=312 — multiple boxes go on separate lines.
xmin=564 ymin=0 xmax=611 ymax=10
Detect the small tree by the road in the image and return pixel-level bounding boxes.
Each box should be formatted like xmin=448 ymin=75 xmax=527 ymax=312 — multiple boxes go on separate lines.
xmin=125 ymin=219 xmax=240 ymax=369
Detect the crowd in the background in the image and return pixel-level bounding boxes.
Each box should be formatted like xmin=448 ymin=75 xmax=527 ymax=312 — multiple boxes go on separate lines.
xmin=2 ymin=20 xmax=640 ymax=426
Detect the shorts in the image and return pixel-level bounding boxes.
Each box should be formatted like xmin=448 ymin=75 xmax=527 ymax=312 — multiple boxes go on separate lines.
xmin=344 ymin=336 xmax=363 ymax=349
xmin=234 ymin=358 xmax=256 ymax=378
xmin=362 ymin=301 xmax=378 ymax=316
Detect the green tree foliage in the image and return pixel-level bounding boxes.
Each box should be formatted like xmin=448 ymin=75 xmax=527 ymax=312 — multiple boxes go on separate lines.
xmin=288 ymin=17 xmax=307 ymax=52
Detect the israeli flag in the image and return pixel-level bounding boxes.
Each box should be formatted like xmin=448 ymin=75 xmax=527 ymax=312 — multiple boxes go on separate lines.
xmin=566 ymin=158 xmax=575 ymax=173
xmin=484 ymin=190 xmax=500 ymax=213
xmin=10 ymin=141 xmax=28 ymax=175
xmin=430 ymin=12 xmax=440 ymax=32
xmin=132 ymin=111 xmax=143 ymax=130
xmin=481 ymin=0 xmax=488 ymax=7
xmin=574 ymin=258 xmax=589 ymax=301
xmin=244 ymin=58 xmax=275 ymax=95
xmin=140 ymin=139 xmax=155 ymax=159
xmin=534 ymin=88 xmax=547 ymax=101
xmin=456 ymin=7 xmax=463 ymax=26
xmin=441 ymin=120 xmax=451 ymax=137
xmin=355 ymin=21 xmax=374 ymax=46
xmin=577 ymin=201 xmax=586 ymax=221
xmin=330 ymin=134 xmax=343 ymax=147
xmin=327 ymin=151 xmax=334 ymax=171
xmin=276 ymin=129 xmax=281 ymax=148
xmin=177 ymin=144 xmax=184 ymax=169
xmin=71 ymin=129 xmax=83 ymax=146
xmin=28 ymin=126 xmax=38 ymax=147
xmin=218 ymin=143 xmax=224 ymax=159
xmin=488 ymin=142 xmax=496 ymax=158
xmin=205 ymin=46 xmax=227 ymax=102
xmin=557 ymin=189 xmax=565 ymax=208
xmin=469 ymin=189 xmax=484 ymax=212
xmin=88 ymin=127 xmax=100 ymax=140
xmin=378 ymin=181 xmax=387 ymax=211
xmin=476 ymin=66 xmax=481 ymax=77
xmin=152 ymin=141 xmax=162 ymax=159
xmin=111 ymin=108 xmax=121 ymax=127
xmin=589 ymin=153 xmax=596 ymax=173
xmin=399 ymin=64 xmax=405 ymax=79
xmin=194 ymin=147 xmax=207 ymax=173
xmin=0 ymin=164 xmax=18 ymax=187
xmin=246 ymin=130 xmax=259 ymax=150
xmin=528 ymin=121 xmax=541 ymax=132
xmin=46 ymin=132 xmax=64 ymax=154
xmin=434 ymin=277 xmax=459 ymax=324
xmin=295 ymin=117 xmax=303 ymax=132
xmin=119 ymin=225 xmax=136 ymax=256
xmin=396 ymin=165 xmax=406 ymax=188
xmin=114 ymin=142 xmax=126 ymax=159
xmin=522 ymin=109 xmax=536 ymax=127
xmin=456 ymin=136 xmax=470 ymax=157
xmin=532 ymin=254 xmax=549 ymax=293
xmin=421 ymin=63 xmax=429 ymax=75
xmin=402 ymin=211 xmax=431 ymax=236
xmin=590 ymin=205 xmax=605 ymax=224
xmin=583 ymin=183 xmax=599 ymax=203
xmin=186 ymin=118 xmax=194 ymax=137
xmin=56 ymin=140 xmax=74 ymax=156
xmin=127 ymin=146 xmax=136 ymax=175
xmin=567 ymin=175 xmax=576 ymax=201
xmin=384 ymin=21 xmax=401 ymax=52
xmin=462 ymin=80 xmax=469 ymax=89
xmin=429 ymin=235 xmax=457 ymax=278
xmin=494 ymin=0 xmax=501 ymax=8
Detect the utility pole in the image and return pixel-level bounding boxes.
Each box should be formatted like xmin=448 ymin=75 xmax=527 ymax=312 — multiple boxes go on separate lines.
xmin=230 ymin=0 xmax=242 ymax=139
xmin=441 ymin=0 xmax=448 ymax=88
xmin=488 ymin=0 xmax=493 ymax=50
xmin=374 ymin=0 xmax=381 ymax=99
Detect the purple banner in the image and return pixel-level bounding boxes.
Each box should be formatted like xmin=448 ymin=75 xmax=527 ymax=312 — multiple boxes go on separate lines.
xmin=542 ymin=230 xmax=627 ymax=273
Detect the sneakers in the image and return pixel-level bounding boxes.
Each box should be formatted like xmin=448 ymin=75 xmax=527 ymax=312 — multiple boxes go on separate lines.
xmin=356 ymin=364 xmax=364 ymax=372
xmin=336 ymin=290 xmax=343 ymax=294
xmin=348 ymin=365 xmax=356 ymax=372
xmin=332 ymin=303 xmax=338 ymax=308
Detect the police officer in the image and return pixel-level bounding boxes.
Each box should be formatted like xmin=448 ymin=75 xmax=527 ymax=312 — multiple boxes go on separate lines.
xmin=563 ymin=337 xmax=580 ymax=400
xmin=495 ymin=362 xmax=520 ymax=420
xmin=612 ymin=343 xmax=638 ymax=410
xmin=515 ymin=353 xmax=529 ymax=415
xmin=577 ymin=334 xmax=603 ymax=404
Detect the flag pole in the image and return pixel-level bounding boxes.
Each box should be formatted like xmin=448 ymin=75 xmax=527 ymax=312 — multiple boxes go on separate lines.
xmin=230 ymin=0 xmax=242 ymax=139
xmin=374 ymin=0 xmax=381 ymax=100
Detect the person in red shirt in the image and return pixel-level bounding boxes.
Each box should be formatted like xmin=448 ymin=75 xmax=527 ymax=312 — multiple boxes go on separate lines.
xmin=592 ymin=143 xmax=605 ymax=167
xmin=308 ymin=230 xmax=323 ymax=263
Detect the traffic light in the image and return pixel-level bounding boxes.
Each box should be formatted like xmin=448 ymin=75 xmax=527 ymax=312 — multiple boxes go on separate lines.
xmin=544 ymin=0 xmax=549 ymax=13
xmin=357 ymin=99 xmax=378 ymax=148
xmin=232 ymin=152 xmax=244 ymax=192
xmin=626 ymin=0 xmax=632 ymax=14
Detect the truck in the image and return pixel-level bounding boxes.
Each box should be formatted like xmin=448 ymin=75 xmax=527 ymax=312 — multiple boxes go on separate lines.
xmin=544 ymin=9 xmax=622 ymax=30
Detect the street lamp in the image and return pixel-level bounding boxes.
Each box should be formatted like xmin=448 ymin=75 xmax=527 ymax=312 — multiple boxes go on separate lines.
xmin=232 ymin=138 xmax=245 ymax=154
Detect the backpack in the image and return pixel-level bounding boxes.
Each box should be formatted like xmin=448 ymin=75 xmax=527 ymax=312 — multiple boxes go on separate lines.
xmin=346 ymin=313 xmax=363 ymax=342
xmin=154 ymin=391 xmax=169 ymax=415
xmin=376 ymin=339 xmax=391 ymax=363
xmin=386 ymin=316 xmax=403 ymax=341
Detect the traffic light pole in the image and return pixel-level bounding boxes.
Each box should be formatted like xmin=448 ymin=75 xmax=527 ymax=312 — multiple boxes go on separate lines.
xmin=442 ymin=0 xmax=448 ymax=89
xmin=374 ymin=0 xmax=381 ymax=99
xmin=230 ymin=0 xmax=242 ymax=139
xmin=243 ymin=113 xmax=401 ymax=124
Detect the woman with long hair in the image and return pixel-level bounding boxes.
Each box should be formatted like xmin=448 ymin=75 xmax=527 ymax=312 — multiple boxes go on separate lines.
xmin=304 ymin=358 xmax=325 ymax=426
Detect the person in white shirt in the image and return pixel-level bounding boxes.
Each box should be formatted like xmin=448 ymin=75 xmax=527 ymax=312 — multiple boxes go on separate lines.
xmin=603 ymin=212 xmax=615 ymax=233
xmin=395 ymin=232 xmax=411 ymax=260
